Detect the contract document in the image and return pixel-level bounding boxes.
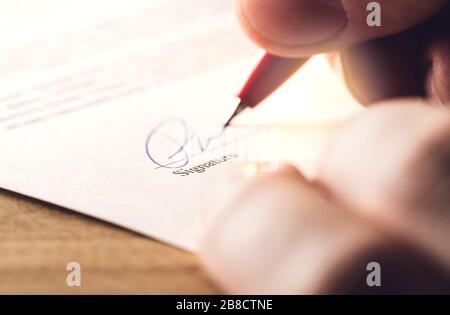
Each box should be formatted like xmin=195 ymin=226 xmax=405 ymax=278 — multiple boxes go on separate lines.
xmin=0 ymin=0 xmax=359 ymax=250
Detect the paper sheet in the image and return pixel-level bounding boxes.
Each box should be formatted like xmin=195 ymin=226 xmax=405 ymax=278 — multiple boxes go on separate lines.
xmin=0 ymin=0 xmax=360 ymax=251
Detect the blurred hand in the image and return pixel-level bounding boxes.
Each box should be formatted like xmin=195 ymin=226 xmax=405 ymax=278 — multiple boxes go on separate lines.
xmin=198 ymin=0 xmax=450 ymax=293
xmin=200 ymin=102 xmax=450 ymax=293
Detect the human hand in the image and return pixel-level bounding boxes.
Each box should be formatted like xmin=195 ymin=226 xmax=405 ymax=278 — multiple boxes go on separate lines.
xmin=234 ymin=0 xmax=450 ymax=105
xmin=198 ymin=1 xmax=450 ymax=293
xmin=199 ymin=102 xmax=450 ymax=293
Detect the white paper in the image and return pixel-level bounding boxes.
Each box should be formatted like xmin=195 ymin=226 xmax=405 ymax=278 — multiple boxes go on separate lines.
xmin=0 ymin=0 xmax=360 ymax=251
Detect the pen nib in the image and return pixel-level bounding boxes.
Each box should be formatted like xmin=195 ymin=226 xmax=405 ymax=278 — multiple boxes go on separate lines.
xmin=223 ymin=100 xmax=246 ymax=128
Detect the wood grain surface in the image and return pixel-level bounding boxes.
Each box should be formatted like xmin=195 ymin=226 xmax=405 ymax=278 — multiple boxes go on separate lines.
xmin=0 ymin=189 xmax=217 ymax=294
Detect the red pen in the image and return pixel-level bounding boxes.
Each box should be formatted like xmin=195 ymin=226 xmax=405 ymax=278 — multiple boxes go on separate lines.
xmin=223 ymin=53 xmax=309 ymax=127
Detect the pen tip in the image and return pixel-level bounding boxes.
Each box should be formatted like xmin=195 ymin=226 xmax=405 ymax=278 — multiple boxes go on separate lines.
xmin=223 ymin=100 xmax=246 ymax=129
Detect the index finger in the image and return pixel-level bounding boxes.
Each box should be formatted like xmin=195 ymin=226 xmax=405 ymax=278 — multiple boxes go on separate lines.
xmin=235 ymin=0 xmax=448 ymax=57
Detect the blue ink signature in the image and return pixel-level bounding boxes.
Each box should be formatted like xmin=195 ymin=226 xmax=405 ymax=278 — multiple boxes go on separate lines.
xmin=145 ymin=118 xmax=225 ymax=169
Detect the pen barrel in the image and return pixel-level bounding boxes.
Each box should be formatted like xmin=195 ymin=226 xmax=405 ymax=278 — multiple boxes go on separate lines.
xmin=238 ymin=53 xmax=308 ymax=108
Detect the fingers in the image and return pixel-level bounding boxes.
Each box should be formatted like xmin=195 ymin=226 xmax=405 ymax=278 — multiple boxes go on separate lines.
xmin=427 ymin=39 xmax=450 ymax=104
xmin=235 ymin=0 xmax=347 ymax=51
xmin=199 ymin=163 xmax=449 ymax=294
xmin=339 ymin=30 xmax=425 ymax=105
xmin=234 ymin=0 xmax=447 ymax=57
xmin=316 ymin=100 xmax=450 ymax=269
xmin=335 ymin=4 xmax=450 ymax=105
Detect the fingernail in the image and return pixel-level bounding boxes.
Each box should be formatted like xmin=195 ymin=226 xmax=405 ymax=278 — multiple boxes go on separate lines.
xmin=240 ymin=0 xmax=347 ymax=46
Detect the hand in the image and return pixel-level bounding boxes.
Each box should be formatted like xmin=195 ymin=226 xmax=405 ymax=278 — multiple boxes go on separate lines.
xmin=200 ymin=101 xmax=450 ymax=293
xmin=198 ymin=0 xmax=450 ymax=293
xmin=235 ymin=0 xmax=450 ymax=105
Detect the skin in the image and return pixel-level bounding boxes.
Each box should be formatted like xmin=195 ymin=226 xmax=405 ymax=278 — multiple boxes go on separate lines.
xmin=199 ymin=0 xmax=450 ymax=293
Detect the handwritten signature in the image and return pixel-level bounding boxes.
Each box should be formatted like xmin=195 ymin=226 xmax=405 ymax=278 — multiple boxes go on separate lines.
xmin=145 ymin=118 xmax=226 ymax=169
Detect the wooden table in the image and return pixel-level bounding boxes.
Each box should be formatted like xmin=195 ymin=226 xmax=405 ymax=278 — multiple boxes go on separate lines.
xmin=0 ymin=189 xmax=217 ymax=294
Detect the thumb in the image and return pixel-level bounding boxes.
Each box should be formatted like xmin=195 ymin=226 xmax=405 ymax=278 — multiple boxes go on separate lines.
xmin=235 ymin=0 xmax=447 ymax=57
